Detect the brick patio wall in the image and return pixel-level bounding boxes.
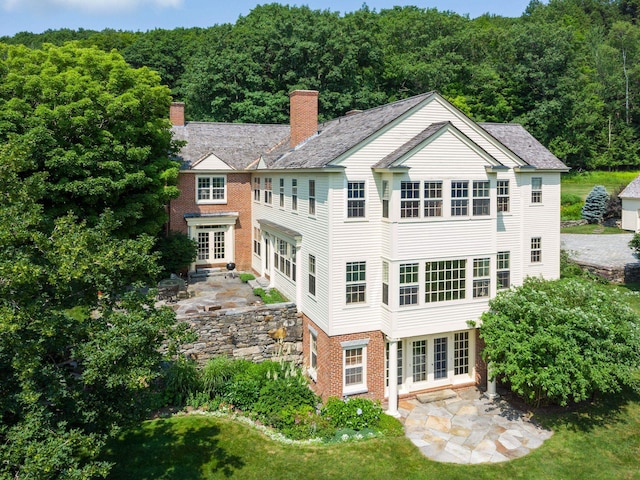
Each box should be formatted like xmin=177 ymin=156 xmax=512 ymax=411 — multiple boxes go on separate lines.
xmin=178 ymin=302 xmax=303 ymax=364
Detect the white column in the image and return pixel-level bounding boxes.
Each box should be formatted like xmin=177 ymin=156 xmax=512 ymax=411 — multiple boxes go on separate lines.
xmin=487 ymin=362 xmax=498 ymax=400
xmin=386 ymin=337 xmax=401 ymax=417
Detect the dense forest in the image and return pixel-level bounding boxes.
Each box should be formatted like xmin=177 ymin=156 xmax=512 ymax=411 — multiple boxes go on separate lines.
xmin=3 ymin=0 xmax=640 ymax=170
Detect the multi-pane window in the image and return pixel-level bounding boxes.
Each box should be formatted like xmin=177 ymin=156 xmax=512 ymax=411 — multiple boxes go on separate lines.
xmin=213 ymin=231 xmax=225 ymax=260
xmin=497 ymin=180 xmax=509 ymax=213
xmin=291 ymin=179 xmax=298 ymax=211
xmin=344 ymin=347 xmax=365 ymax=388
xmin=473 ymin=258 xmax=490 ymax=298
xmin=274 ymin=237 xmax=296 ymax=280
xmin=425 ymin=260 xmax=466 ymax=302
xmin=310 ymin=331 xmax=318 ymax=374
xmin=279 ymin=178 xmax=285 ymax=208
xmin=347 ymin=181 xmax=366 ymax=218
xmin=424 ymin=181 xmax=443 ymax=217
xmin=253 ymin=227 xmax=261 ymax=257
xmin=346 ymin=261 xmax=366 ymax=304
xmin=197 ymin=231 xmax=209 ymax=261
xmin=308 ymin=180 xmax=316 ymax=215
xmin=497 ymin=251 xmax=510 ymax=289
xmin=472 ymin=181 xmax=490 ymax=216
xmin=412 ymin=340 xmax=427 ymax=382
xmin=434 ymin=337 xmax=448 ymax=379
xmin=308 ymin=254 xmax=316 ymax=296
xmin=253 ymin=177 xmax=260 ymax=201
xmin=531 ymin=177 xmax=542 ymax=203
xmin=382 ymin=180 xmax=390 ymax=219
xmin=531 ymin=237 xmax=542 ymax=263
xmin=264 ymin=178 xmax=273 ymax=204
xmin=451 ymin=181 xmax=469 ymax=216
xmin=401 ymin=181 xmax=420 ymax=218
xmin=454 ymin=332 xmax=470 ymax=375
xmin=197 ymin=176 xmax=226 ymax=203
xmin=382 ymin=261 xmax=389 ymax=306
xmin=385 ymin=341 xmax=403 ymax=386
xmin=399 ymin=263 xmax=419 ymax=306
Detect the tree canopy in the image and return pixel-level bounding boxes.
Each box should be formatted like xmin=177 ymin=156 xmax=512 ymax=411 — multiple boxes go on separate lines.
xmin=0 ymin=42 xmax=180 ymax=237
xmin=480 ymin=277 xmax=640 ymax=407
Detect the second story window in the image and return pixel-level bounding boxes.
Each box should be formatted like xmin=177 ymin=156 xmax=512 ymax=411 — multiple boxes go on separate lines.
xmin=308 ymin=254 xmax=316 ymax=296
xmin=264 ymin=178 xmax=273 ymax=204
xmin=382 ymin=261 xmax=389 ymax=305
xmin=279 ymin=178 xmax=285 ymax=208
xmin=497 ymin=251 xmax=510 ymax=289
xmin=197 ymin=176 xmax=226 ymax=204
xmin=347 ymin=181 xmax=366 ymax=218
xmin=346 ymin=261 xmax=366 ymax=304
xmin=309 ymin=180 xmax=316 ymax=215
xmin=451 ymin=181 xmax=469 ymax=216
xmin=497 ymin=180 xmax=510 ymax=213
xmin=253 ymin=177 xmax=260 ymax=202
xmin=531 ymin=177 xmax=542 ymax=204
xmin=399 ymin=263 xmax=419 ymax=306
xmin=472 ymin=181 xmax=490 ymax=216
xmin=382 ymin=180 xmax=390 ymax=218
xmin=292 ymin=179 xmax=298 ymax=211
xmin=401 ymin=181 xmax=420 ymax=218
xmin=424 ymin=181 xmax=443 ymax=217
xmin=472 ymin=258 xmax=490 ymax=298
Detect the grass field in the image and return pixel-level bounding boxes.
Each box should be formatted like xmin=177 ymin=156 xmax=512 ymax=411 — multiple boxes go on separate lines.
xmin=103 ymin=390 xmax=640 ymax=480
xmin=561 ymin=171 xmax=639 ymax=199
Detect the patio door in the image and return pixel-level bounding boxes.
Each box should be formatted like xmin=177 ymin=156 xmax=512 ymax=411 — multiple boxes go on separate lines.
xmin=195 ymin=225 xmax=229 ymax=264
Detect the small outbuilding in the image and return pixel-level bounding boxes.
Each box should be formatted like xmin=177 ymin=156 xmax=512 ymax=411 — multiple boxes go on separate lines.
xmin=620 ymin=175 xmax=640 ymax=232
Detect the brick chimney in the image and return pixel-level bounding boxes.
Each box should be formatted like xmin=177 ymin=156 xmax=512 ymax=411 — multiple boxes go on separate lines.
xmin=170 ymin=102 xmax=185 ymax=126
xmin=289 ymin=90 xmax=318 ymax=148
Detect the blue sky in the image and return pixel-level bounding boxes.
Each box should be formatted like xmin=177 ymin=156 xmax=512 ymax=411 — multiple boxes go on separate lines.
xmin=1 ymin=1 xmax=538 ymax=37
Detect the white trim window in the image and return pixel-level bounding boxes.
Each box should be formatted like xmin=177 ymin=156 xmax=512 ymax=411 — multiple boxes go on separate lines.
xmin=497 ymin=180 xmax=509 ymax=213
xmin=308 ymin=179 xmax=316 ymax=216
xmin=425 ymin=259 xmax=466 ymax=302
xmin=454 ymin=332 xmax=470 ymax=375
xmin=274 ymin=238 xmax=296 ymax=280
xmin=451 ymin=181 xmax=469 ymax=216
xmin=382 ymin=180 xmax=390 ymax=219
xmin=531 ymin=237 xmax=542 ymax=263
xmin=399 ymin=263 xmax=419 ymax=306
xmin=382 ymin=261 xmax=389 ymax=306
xmin=531 ymin=177 xmax=542 ymax=204
xmin=253 ymin=177 xmax=261 ymax=202
xmin=401 ymin=181 xmax=420 ymax=218
xmin=279 ymin=178 xmax=285 ymax=208
xmin=309 ymin=328 xmax=318 ymax=380
xmin=497 ymin=251 xmax=510 ymax=289
xmin=308 ymin=254 xmax=316 ymax=296
xmin=424 ymin=181 xmax=443 ymax=217
xmin=346 ymin=261 xmax=366 ymax=304
xmin=342 ymin=341 xmax=367 ymax=394
xmin=472 ymin=257 xmax=490 ymax=298
xmin=196 ymin=175 xmax=226 ymax=204
xmin=472 ymin=181 xmax=490 ymax=216
xmin=347 ymin=181 xmax=366 ymax=218
xmin=291 ymin=179 xmax=298 ymax=211
xmin=264 ymin=178 xmax=273 ymax=204
xmin=253 ymin=227 xmax=261 ymax=257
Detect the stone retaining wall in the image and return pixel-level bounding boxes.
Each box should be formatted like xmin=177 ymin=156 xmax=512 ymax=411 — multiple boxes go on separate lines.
xmin=574 ymin=261 xmax=640 ymax=284
xmin=178 ymin=302 xmax=304 ymax=364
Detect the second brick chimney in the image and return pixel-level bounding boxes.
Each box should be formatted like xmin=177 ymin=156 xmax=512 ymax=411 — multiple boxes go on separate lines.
xmin=289 ymin=90 xmax=318 ymax=148
xmin=170 ymin=102 xmax=185 ymax=127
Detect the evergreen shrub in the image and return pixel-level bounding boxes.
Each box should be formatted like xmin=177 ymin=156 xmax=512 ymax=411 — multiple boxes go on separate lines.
xmin=581 ymin=185 xmax=609 ymax=223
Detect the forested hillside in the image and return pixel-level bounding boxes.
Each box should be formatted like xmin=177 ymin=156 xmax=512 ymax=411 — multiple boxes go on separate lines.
xmin=3 ymin=0 xmax=640 ymax=170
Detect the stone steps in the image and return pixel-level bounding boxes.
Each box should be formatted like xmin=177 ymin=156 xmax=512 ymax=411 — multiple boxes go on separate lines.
xmin=416 ymin=388 xmax=458 ymax=404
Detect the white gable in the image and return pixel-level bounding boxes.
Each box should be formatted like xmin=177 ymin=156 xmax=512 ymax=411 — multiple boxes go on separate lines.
xmin=190 ymin=153 xmax=234 ymax=171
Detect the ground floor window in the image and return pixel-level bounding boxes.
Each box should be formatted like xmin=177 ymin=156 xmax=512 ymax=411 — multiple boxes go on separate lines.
xmin=273 ymin=237 xmax=296 ymax=281
xmin=342 ymin=341 xmax=368 ymax=394
xmin=309 ymin=329 xmax=318 ymax=381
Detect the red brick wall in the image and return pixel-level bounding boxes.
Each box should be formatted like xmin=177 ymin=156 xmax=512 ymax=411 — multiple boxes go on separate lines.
xmin=170 ymin=102 xmax=185 ymax=126
xmin=289 ymin=90 xmax=318 ymax=148
xmin=169 ymin=172 xmax=253 ymax=271
xmin=303 ymin=314 xmax=386 ymax=401
xmin=475 ymin=329 xmax=487 ymax=391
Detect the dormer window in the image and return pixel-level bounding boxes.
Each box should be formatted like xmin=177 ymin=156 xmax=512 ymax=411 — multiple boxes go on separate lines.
xmin=196 ymin=175 xmax=226 ymax=204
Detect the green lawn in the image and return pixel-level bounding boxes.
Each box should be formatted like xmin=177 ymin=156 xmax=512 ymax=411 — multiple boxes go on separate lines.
xmin=562 ymin=171 xmax=639 ymax=200
xmin=560 ymin=224 xmax=625 ymax=234
xmin=104 ymin=390 xmax=640 ymax=480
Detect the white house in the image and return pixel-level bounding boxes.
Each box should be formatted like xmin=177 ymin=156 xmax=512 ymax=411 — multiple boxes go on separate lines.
xmin=620 ymin=175 xmax=640 ymax=232
xmin=170 ymin=90 xmax=568 ymax=411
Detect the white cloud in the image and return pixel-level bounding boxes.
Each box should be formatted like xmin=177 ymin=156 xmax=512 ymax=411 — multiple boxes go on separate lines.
xmin=2 ymin=0 xmax=183 ymax=14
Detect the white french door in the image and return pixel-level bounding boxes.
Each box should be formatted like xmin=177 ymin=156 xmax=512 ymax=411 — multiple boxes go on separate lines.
xmin=195 ymin=225 xmax=230 ymax=264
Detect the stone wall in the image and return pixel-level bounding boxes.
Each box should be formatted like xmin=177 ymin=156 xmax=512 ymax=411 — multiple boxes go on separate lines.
xmin=573 ymin=260 xmax=640 ymax=284
xmin=178 ymin=302 xmax=304 ymax=364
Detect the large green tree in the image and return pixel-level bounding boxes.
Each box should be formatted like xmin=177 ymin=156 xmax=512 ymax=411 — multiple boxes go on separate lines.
xmin=480 ymin=277 xmax=640 ymax=407
xmin=0 ymin=42 xmax=180 ymax=237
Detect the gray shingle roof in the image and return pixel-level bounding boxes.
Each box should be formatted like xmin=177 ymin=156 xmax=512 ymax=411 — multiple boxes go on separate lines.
xmin=620 ymin=175 xmax=640 ymax=198
xmin=479 ymin=123 xmax=568 ymax=170
xmin=262 ymin=92 xmax=435 ymax=169
xmin=171 ymin=122 xmax=289 ymax=170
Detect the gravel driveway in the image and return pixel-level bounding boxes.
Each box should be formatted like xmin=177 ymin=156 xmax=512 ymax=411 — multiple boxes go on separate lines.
xmin=561 ymin=233 xmax=638 ymax=268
